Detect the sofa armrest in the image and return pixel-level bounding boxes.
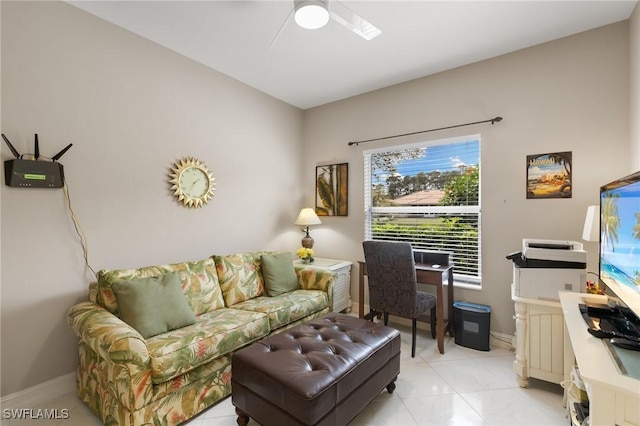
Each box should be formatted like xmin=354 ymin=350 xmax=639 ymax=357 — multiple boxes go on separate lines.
xmin=68 ymin=301 xmax=151 ymax=364
xmin=67 ymin=301 xmax=153 ymax=409
xmin=88 ymin=282 xmax=98 ymax=303
xmin=296 ymin=268 xmax=336 ymax=309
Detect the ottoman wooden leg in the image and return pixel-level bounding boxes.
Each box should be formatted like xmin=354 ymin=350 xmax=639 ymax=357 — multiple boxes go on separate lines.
xmin=235 ymin=407 xmax=250 ymax=426
xmin=386 ymin=377 xmax=397 ymax=393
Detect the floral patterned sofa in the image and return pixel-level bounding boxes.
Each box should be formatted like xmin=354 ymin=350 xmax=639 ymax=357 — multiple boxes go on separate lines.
xmin=67 ymin=251 xmax=336 ymax=426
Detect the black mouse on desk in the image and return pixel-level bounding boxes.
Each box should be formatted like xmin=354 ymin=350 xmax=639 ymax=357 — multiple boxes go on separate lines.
xmin=610 ymin=338 xmax=640 ymax=351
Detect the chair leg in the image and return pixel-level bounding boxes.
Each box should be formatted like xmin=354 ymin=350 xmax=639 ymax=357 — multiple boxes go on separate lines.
xmin=412 ymin=318 xmax=417 ymax=358
xmin=383 ymin=312 xmax=389 ymax=326
xmin=430 ymin=307 xmax=436 ymax=339
xmin=368 ymin=310 xmax=384 ymax=323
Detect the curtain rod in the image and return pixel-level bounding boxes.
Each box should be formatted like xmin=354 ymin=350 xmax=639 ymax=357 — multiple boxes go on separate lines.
xmin=347 ymin=116 xmax=503 ymax=146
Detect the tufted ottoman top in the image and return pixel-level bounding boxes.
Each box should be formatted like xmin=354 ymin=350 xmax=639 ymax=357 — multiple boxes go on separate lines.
xmin=232 ymin=313 xmax=400 ymax=425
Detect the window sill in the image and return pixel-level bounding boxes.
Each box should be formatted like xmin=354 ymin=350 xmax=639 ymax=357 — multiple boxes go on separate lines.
xmin=451 ymin=280 xmax=482 ymax=291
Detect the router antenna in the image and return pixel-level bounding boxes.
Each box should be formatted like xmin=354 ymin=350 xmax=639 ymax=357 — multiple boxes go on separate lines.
xmin=34 ymin=134 xmax=40 ymax=160
xmin=51 ymin=143 xmax=73 ymax=161
xmin=2 ymin=134 xmax=21 ymax=159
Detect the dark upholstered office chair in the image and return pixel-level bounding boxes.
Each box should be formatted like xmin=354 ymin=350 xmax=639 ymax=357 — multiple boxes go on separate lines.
xmin=362 ymin=240 xmax=437 ymax=357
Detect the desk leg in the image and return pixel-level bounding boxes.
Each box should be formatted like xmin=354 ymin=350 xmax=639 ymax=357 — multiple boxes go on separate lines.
xmin=436 ymin=281 xmax=444 ymax=354
xmin=358 ymin=264 xmax=365 ymax=319
xmin=447 ymin=270 xmax=454 ymax=337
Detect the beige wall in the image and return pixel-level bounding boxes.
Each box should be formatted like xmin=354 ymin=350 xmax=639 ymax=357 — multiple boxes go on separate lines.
xmin=1 ymin=1 xmax=637 ymax=397
xmin=303 ymin=21 xmax=630 ymax=340
xmin=0 ymin=1 xmax=304 ymax=396
xmin=631 ymin=3 xmax=640 ymax=169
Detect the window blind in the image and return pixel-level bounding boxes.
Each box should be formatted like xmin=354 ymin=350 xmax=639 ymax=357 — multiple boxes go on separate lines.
xmin=364 ymin=136 xmax=481 ymax=285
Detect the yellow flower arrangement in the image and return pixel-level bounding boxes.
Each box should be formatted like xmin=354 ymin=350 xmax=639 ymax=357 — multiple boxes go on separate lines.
xmin=586 ymin=280 xmax=605 ymax=295
xmin=296 ymin=247 xmax=314 ymax=263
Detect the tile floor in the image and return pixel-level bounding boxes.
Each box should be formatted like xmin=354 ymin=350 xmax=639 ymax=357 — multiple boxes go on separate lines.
xmin=2 ymin=320 xmax=569 ymax=426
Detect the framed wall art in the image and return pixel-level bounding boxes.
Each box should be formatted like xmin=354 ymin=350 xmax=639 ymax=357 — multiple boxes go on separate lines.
xmin=526 ymin=151 xmax=572 ymax=199
xmin=316 ymin=163 xmax=348 ymax=216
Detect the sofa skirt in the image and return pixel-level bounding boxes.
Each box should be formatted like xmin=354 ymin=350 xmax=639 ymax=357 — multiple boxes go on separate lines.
xmin=77 ymin=341 xmax=233 ymax=426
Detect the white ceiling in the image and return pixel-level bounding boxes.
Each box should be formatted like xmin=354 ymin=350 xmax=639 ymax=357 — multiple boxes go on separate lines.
xmin=68 ymin=0 xmax=637 ymax=110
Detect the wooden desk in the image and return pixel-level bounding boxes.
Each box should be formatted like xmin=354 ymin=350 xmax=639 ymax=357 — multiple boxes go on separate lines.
xmin=358 ymin=252 xmax=454 ymax=354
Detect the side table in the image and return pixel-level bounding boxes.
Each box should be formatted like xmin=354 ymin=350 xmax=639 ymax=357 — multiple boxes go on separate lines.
xmin=294 ymin=258 xmax=353 ymax=313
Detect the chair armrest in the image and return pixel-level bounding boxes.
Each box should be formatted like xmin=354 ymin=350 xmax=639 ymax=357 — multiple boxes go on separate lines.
xmin=296 ymin=268 xmax=336 ymax=309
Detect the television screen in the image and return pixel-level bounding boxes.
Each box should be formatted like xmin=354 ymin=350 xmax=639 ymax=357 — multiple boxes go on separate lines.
xmin=599 ymin=170 xmax=640 ymax=320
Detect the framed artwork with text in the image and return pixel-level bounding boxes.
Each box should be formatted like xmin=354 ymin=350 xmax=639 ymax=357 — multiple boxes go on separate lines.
xmin=526 ymin=151 xmax=572 ymax=199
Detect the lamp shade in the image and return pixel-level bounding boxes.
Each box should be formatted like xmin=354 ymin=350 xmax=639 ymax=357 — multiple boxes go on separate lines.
xmin=582 ymin=205 xmax=600 ymax=242
xmin=295 ymin=208 xmax=322 ymax=226
xmin=294 ymin=0 xmax=330 ymax=30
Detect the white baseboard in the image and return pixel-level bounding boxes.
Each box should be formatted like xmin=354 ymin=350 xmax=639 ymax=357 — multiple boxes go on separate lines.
xmin=0 ymin=373 xmax=75 ymax=408
xmin=352 ymin=302 xmax=515 ymax=350
xmin=490 ymin=331 xmax=515 ymax=350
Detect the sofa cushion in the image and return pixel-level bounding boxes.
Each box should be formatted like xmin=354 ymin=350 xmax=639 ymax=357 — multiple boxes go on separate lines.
xmin=230 ymin=289 xmax=328 ymax=331
xmin=146 ymin=308 xmax=270 ymax=384
xmin=96 ymin=257 xmax=225 ymax=316
xmin=261 ymin=253 xmax=299 ymax=296
xmin=112 ymin=272 xmax=196 ymax=339
xmin=214 ymin=252 xmax=270 ymax=307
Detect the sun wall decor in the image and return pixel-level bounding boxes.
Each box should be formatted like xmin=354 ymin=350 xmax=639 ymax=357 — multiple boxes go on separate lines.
xmin=169 ymin=157 xmax=216 ymax=208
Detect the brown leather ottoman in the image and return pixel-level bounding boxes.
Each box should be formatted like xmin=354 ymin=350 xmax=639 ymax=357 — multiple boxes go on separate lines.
xmin=231 ymin=313 xmax=401 ymax=426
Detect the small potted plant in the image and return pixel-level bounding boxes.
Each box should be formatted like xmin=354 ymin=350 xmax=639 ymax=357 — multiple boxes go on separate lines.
xmin=296 ymin=247 xmax=315 ymax=264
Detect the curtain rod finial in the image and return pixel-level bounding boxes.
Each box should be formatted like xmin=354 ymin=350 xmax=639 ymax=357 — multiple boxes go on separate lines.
xmin=492 ymin=116 xmax=503 ymax=124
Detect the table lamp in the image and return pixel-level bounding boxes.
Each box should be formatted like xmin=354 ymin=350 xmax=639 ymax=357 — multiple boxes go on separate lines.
xmin=582 ymin=205 xmax=599 ymax=242
xmin=295 ymin=208 xmax=321 ymax=248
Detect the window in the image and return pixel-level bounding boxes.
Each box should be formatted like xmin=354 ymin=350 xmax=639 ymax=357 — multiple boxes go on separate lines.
xmin=364 ymin=135 xmax=481 ymax=286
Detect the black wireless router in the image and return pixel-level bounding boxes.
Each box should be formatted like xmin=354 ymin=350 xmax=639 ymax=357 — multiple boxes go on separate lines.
xmin=2 ymin=133 xmax=72 ymax=188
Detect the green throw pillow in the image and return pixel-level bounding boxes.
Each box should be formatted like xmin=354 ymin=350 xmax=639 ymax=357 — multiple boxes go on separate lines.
xmin=112 ymin=272 xmax=196 ymax=338
xmin=261 ymin=252 xmax=299 ymax=296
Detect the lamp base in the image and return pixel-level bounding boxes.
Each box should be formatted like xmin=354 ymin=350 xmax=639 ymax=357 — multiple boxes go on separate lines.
xmin=301 ymin=235 xmax=314 ymax=249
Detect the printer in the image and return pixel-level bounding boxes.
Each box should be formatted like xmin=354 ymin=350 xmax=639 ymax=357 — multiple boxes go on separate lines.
xmin=507 ymin=239 xmax=586 ymax=301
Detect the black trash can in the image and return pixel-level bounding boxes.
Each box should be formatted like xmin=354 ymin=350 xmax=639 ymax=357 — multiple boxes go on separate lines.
xmin=453 ymin=301 xmax=491 ymax=351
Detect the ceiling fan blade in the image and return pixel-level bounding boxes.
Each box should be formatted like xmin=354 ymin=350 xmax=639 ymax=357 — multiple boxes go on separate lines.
xmin=330 ymin=1 xmax=381 ymax=40
xmin=270 ymin=7 xmax=294 ymax=48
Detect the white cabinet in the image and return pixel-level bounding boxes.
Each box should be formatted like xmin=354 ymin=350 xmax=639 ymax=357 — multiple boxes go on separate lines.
xmin=560 ymin=292 xmax=640 ymax=426
xmin=511 ymin=284 xmax=574 ymax=387
xmin=295 ymin=258 xmax=352 ymax=313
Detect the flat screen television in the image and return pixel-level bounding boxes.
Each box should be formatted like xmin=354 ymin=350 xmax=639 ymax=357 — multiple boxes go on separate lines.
xmin=599 ymin=170 xmax=640 ymax=321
